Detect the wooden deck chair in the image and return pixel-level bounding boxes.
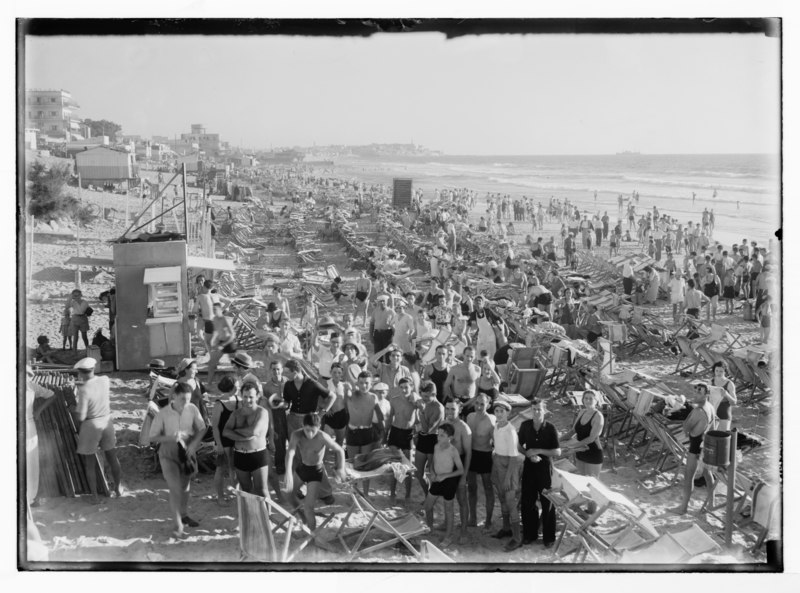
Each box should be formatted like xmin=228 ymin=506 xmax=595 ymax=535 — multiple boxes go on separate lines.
xmin=673 ymin=336 xmax=703 ymax=376
xmin=235 ymin=489 xmax=333 ymax=562
xmin=619 ymin=524 xmax=720 ymax=564
xmin=336 ymin=483 xmax=429 ymax=561
xmin=507 ymin=365 xmax=547 ymax=399
xmin=420 ymin=539 xmax=456 ymax=563
xmin=638 ymin=419 xmax=688 ymax=494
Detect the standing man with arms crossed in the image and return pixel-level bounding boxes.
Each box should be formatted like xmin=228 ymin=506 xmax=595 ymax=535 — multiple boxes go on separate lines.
xmin=517 ymin=398 xmax=560 ymax=548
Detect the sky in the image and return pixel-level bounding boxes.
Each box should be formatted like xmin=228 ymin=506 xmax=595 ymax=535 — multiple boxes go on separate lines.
xmin=23 ymin=30 xmax=780 ymax=155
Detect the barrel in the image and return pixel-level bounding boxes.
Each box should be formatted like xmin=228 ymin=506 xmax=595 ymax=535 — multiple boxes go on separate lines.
xmin=703 ymin=430 xmax=731 ymax=467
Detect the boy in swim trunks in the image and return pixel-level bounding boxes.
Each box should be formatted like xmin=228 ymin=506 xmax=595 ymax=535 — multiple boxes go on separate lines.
xmin=414 ymin=381 xmax=445 ymax=496
xmin=285 ymin=413 xmax=346 ymax=537
xmin=422 ymin=423 xmax=464 ymax=548
xmin=443 ymin=399 xmax=472 ymax=543
xmin=385 ymin=377 xmax=419 ymax=500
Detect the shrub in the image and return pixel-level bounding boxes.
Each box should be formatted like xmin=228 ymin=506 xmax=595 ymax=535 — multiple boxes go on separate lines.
xmin=27 ymin=161 xmax=77 ymax=222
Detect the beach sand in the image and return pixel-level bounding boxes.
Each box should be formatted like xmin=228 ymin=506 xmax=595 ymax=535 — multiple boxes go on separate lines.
xmin=23 ymin=152 xmax=778 ymax=566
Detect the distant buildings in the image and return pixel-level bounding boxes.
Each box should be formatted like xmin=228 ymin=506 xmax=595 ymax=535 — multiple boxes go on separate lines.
xmin=178 ymin=123 xmax=221 ymax=154
xmin=25 ymin=89 xmax=82 ymax=140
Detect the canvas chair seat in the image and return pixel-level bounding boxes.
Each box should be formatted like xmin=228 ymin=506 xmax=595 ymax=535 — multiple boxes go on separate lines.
xmin=619 ymin=524 xmax=720 ymax=564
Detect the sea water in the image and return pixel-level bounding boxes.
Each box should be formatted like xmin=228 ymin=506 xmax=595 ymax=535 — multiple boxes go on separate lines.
xmin=336 ymin=153 xmax=781 ymax=249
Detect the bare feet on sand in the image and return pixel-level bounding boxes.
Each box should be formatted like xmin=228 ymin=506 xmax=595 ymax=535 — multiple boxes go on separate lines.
xmin=669 ymin=506 xmax=688 ymax=515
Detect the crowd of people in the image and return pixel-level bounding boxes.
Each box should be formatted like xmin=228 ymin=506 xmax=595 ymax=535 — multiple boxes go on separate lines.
xmin=28 ymin=171 xmax=777 ymax=559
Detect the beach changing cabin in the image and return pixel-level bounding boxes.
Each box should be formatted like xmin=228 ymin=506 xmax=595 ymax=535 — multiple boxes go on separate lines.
xmin=75 ymin=145 xmax=138 ymax=184
xmin=112 ymin=239 xmax=234 ymax=370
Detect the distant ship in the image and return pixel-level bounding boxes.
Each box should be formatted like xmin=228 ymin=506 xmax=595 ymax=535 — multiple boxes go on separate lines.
xmin=615 ymin=150 xmax=642 ymax=155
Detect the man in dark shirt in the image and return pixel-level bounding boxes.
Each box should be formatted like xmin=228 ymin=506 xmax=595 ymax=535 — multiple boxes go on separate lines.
xmin=282 ymin=359 xmax=335 ymax=503
xmin=517 ymin=398 xmax=561 ymax=548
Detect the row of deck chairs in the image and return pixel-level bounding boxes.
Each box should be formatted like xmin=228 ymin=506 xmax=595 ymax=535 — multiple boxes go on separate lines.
xmin=671 ymin=319 xmax=773 ymax=404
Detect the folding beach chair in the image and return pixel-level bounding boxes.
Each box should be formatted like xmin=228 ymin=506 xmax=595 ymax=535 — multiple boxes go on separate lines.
xmin=672 ymin=336 xmax=704 ymax=376
xmin=506 ymin=364 xmax=547 ymax=400
xmin=618 ymin=524 xmax=720 ymax=564
xmin=336 ymin=458 xmax=429 ymax=561
xmin=235 ymin=489 xmax=335 ymax=562
xmin=420 ymin=539 xmax=456 ymax=563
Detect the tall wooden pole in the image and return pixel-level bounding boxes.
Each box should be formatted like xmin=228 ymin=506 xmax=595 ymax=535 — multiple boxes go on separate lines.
xmin=76 ymin=173 xmax=82 ymax=290
xmin=182 ymin=163 xmax=189 ymax=239
xmin=725 ymin=428 xmax=738 ymax=547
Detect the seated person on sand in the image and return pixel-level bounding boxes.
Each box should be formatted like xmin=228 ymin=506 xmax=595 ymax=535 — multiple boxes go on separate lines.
xmin=466 ymin=393 xmax=497 ymax=531
xmin=384 ymin=377 xmax=420 ymax=500
xmin=422 ymin=423 xmax=464 ymax=549
xmin=223 ymin=382 xmax=283 ymax=503
xmin=672 ymin=382 xmax=717 ymax=515
xmin=285 ymin=413 xmax=346 ymax=541
xmin=414 ymin=381 xmax=445 ymax=497
xmin=344 ymin=370 xmax=385 ymax=496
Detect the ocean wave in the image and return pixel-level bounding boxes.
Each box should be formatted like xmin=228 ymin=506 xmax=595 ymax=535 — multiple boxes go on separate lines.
xmin=621 ymin=176 xmax=774 ymax=194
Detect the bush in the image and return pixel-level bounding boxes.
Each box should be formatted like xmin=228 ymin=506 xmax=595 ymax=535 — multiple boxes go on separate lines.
xmin=27 ymin=161 xmax=78 ymax=222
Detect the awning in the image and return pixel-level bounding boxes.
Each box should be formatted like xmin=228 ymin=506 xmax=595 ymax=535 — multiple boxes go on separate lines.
xmin=143 ymin=266 xmax=182 ymax=284
xmin=64 ymin=256 xmax=114 ymax=267
xmin=187 ymin=255 xmax=236 ymax=272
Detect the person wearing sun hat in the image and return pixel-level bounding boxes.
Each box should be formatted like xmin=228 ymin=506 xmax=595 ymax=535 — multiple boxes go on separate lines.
xmin=230 ymin=351 xmax=263 ymax=398
xmin=73 ymin=357 xmax=125 ymax=502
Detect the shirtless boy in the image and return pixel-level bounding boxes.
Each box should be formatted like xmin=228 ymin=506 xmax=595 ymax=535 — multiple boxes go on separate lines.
xmin=414 ymin=381 xmax=445 ymax=496
xmin=285 ymin=413 xmax=346 ymax=539
xmin=385 ymin=377 xmax=419 ymax=500
xmin=443 ymin=399 xmax=472 ymax=543
xmin=323 ymin=362 xmax=351 ymax=446
xmin=466 ymin=393 xmax=496 ymax=530
xmin=444 ymin=346 xmax=481 ymax=412
xmin=422 ymin=424 xmax=464 ymax=548
xmin=345 ymin=371 xmax=384 ymax=496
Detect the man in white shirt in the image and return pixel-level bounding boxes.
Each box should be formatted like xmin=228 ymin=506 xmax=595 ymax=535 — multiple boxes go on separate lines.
xmin=490 ymin=400 xmax=524 ymax=551
xmin=622 ymin=261 xmax=635 ymax=296
xmin=277 ymin=317 xmax=303 ymax=360
xmin=313 ymin=331 xmax=343 ymax=381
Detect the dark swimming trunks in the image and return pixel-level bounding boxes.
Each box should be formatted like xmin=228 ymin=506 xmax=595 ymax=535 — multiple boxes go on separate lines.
xmin=346 ymin=427 xmax=374 ymax=447
xmin=429 ymin=475 xmax=459 ymax=501
xmin=324 ymin=407 xmax=349 ymax=430
xmin=470 ymin=449 xmax=493 ymax=474
xmin=204 ymin=320 xmax=215 ymax=334
xmin=388 ymin=426 xmax=413 ymax=451
xmin=416 ymin=433 xmax=438 ymax=455
xmin=233 ymin=448 xmax=270 ymax=473
xmin=297 ymin=463 xmax=325 ymax=484
xmin=355 ymin=290 xmax=368 ymax=302
xmin=688 ymin=434 xmax=704 ymax=455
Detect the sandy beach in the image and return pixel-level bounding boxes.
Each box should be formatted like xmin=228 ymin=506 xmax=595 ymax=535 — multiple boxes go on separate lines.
xmin=23 ymin=151 xmax=779 ymax=567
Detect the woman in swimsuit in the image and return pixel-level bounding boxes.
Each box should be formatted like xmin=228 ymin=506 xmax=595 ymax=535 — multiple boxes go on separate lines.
xmin=702 ymin=267 xmax=721 ymax=321
xmin=710 ymin=361 xmax=736 ymax=431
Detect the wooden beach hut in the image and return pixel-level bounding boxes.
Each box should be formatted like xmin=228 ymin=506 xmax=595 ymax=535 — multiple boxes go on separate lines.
xmin=74 ymin=145 xmax=138 ymax=184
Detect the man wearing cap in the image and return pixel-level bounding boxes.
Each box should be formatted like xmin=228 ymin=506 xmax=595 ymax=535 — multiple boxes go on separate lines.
xmin=491 ymin=399 xmax=524 ymax=551
xmin=371 ymin=381 xmax=392 ymax=444
xmin=73 ymin=358 xmax=124 ymax=502
xmin=230 ymin=352 xmax=263 ymax=398
xmin=66 ymin=289 xmax=91 ymax=351
xmin=370 ymin=294 xmax=396 ymax=360
xmin=443 ymin=346 xmax=481 ymax=408
xmin=517 ymin=398 xmax=560 ymax=548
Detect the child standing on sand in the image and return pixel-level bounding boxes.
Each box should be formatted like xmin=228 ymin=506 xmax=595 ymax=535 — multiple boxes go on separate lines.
xmin=422 ymin=423 xmax=464 ymax=548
